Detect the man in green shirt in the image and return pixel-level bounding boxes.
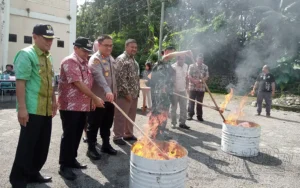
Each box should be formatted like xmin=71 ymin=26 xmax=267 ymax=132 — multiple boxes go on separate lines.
xmin=9 ymin=24 xmax=57 ymax=188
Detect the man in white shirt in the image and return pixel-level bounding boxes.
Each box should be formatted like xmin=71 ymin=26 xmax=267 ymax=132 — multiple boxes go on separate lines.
xmin=171 ymin=56 xmax=190 ymax=129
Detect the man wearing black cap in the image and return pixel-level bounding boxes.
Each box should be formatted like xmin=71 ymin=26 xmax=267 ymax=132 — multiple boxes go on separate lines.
xmin=9 ymin=24 xmax=57 ymax=188
xmin=57 ymin=37 xmax=105 ymax=180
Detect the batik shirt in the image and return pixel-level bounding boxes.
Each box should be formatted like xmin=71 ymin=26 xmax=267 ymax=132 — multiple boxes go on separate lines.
xmin=188 ymin=63 xmax=209 ymax=92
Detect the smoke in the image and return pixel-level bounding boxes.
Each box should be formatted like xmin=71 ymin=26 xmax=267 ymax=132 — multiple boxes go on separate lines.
xmin=164 ymin=0 xmax=300 ymax=95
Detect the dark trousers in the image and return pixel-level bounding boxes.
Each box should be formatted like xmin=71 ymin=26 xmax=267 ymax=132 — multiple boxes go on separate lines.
xmin=188 ymin=90 xmax=205 ymax=118
xmin=87 ymin=102 xmax=114 ymax=147
xmin=10 ymin=114 xmax=52 ymax=188
xmin=257 ymin=91 xmax=272 ymax=115
xmin=59 ymin=110 xmax=86 ymax=167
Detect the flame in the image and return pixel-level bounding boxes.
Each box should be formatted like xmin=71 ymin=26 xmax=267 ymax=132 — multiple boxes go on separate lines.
xmin=132 ymin=140 xmax=186 ymax=160
xmin=225 ymin=95 xmax=248 ymax=125
xmin=220 ymin=88 xmax=234 ymax=113
xmin=131 ymin=112 xmax=186 ymax=160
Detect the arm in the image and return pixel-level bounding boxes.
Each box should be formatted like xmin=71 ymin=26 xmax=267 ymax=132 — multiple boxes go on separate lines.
xmin=271 ymin=82 xmax=275 ymax=96
xmin=16 ymin=80 xmax=29 ymax=126
xmin=52 ymin=89 xmax=57 ymax=117
xmin=116 ymin=57 xmax=131 ymax=100
xmin=162 ymin=50 xmax=192 ymax=62
xmin=73 ymin=81 xmax=104 ymax=107
xmin=203 ymin=67 xmax=209 ymax=81
xmin=251 ymin=81 xmax=258 ymax=96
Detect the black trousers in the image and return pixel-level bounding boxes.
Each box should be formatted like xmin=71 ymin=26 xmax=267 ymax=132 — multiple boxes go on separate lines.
xmin=10 ymin=114 xmax=52 ymax=188
xmin=87 ymin=102 xmax=114 ymax=146
xmin=59 ymin=110 xmax=86 ymax=167
xmin=188 ymin=90 xmax=205 ymax=118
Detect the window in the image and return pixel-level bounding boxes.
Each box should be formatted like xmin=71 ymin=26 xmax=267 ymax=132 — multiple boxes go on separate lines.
xmin=9 ymin=34 xmax=17 ymax=42
xmin=57 ymin=40 xmax=64 ymax=48
xmin=24 ymin=36 xmax=32 ymax=44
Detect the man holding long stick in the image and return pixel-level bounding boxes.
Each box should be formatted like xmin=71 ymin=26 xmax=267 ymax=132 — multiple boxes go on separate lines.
xmin=187 ymin=53 xmax=209 ymax=122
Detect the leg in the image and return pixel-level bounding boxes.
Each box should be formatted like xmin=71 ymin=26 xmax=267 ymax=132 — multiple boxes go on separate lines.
xmin=264 ymin=92 xmax=272 ymax=116
xmin=99 ymin=102 xmax=114 ymax=146
xmin=124 ymin=98 xmax=138 ymax=138
xmin=146 ymin=91 xmax=152 ymax=109
xmin=59 ymin=111 xmax=83 ymax=167
xmin=188 ymin=90 xmax=196 ymax=118
xmin=179 ymin=91 xmax=188 ymax=125
xmin=171 ymin=94 xmax=179 ymax=125
xmin=113 ymin=97 xmax=131 ymax=140
xmin=10 ymin=114 xmax=43 ymax=187
xmin=31 ymin=116 xmax=52 ymax=176
xmin=73 ymin=112 xmax=86 ymax=160
xmin=87 ymin=109 xmax=103 ymax=145
xmin=196 ymin=91 xmax=205 ymax=119
xmin=256 ymin=91 xmax=263 ymax=115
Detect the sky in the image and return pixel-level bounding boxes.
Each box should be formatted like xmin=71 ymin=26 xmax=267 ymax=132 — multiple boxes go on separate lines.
xmin=77 ymin=0 xmax=85 ymax=6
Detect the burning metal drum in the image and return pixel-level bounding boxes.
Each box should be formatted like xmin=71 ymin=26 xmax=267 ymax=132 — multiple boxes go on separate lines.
xmin=129 ymin=141 xmax=188 ymax=188
xmin=221 ymin=121 xmax=261 ymax=157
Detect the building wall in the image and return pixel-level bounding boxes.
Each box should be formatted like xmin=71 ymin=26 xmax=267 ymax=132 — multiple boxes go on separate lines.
xmin=9 ymin=15 xmax=70 ymax=72
xmin=5 ymin=0 xmax=75 ymax=72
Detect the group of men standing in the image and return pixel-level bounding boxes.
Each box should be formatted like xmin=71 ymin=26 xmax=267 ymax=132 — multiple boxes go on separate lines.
xmin=9 ymin=24 xmax=140 ymax=187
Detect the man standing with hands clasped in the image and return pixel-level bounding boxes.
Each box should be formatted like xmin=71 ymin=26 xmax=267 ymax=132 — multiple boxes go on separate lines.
xmin=10 ymin=24 xmax=57 ymax=188
xmin=58 ymin=37 xmax=105 ymax=181
xmin=251 ymin=65 xmax=275 ymax=117
xmin=113 ymin=39 xmax=140 ymax=145
xmin=86 ymin=35 xmax=118 ymax=160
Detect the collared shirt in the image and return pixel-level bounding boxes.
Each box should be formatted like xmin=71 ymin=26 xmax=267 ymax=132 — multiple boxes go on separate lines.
xmin=14 ymin=45 xmax=54 ymax=116
xmin=115 ymin=51 xmax=140 ymax=99
xmin=88 ymin=51 xmax=117 ymax=102
xmin=188 ymin=63 xmax=209 ymax=92
xmin=3 ymin=70 xmax=15 ymax=76
xmin=58 ymin=53 xmax=93 ymax=111
xmin=172 ymin=62 xmax=188 ymax=92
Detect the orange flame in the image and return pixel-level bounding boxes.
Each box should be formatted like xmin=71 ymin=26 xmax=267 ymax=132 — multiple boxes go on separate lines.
xmin=220 ymin=88 xmax=234 ymax=112
xmin=225 ymin=95 xmax=248 ymax=125
xmin=131 ymin=112 xmax=186 ymax=160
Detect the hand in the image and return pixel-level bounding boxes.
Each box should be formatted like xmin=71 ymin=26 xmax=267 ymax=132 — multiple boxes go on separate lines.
xmin=272 ymin=92 xmax=275 ymax=97
xmin=18 ymin=108 xmax=29 ymax=127
xmin=125 ymin=95 xmax=132 ymax=102
xmin=52 ymin=102 xmax=58 ymax=118
xmin=250 ymin=90 xmax=255 ymax=96
xmin=106 ymin=92 xmax=114 ymax=103
xmin=93 ymin=97 xmax=105 ymax=108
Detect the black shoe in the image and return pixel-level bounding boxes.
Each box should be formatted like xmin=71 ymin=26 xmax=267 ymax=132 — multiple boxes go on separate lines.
xmin=101 ymin=145 xmax=117 ymax=155
xmin=179 ymin=124 xmax=190 ymax=129
xmin=123 ymin=136 xmax=138 ymax=141
xmin=266 ymin=114 xmax=271 ymax=117
xmin=255 ymin=113 xmax=261 ymax=116
xmin=197 ymin=117 xmax=204 ymax=122
xmin=113 ymin=139 xmax=126 ymax=145
xmin=187 ymin=116 xmax=193 ymax=121
xmin=71 ymin=160 xmax=87 ymax=169
xmin=59 ymin=166 xmax=76 ymax=181
xmin=86 ymin=149 xmax=101 ymax=160
xmin=28 ymin=173 xmax=52 ymax=183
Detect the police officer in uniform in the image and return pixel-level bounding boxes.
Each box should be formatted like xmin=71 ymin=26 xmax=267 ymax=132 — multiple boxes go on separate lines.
xmin=86 ymin=35 xmax=117 ymax=160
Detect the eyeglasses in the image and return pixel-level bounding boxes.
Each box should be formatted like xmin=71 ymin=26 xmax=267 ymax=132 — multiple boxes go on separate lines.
xmin=101 ymin=44 xmax=114 ymax=48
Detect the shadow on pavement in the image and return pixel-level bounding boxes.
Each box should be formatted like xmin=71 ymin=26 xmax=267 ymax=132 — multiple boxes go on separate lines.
xmin=168 ymin=129 xmax=258 ymax=182
xmin=60 ymin=169 xmax=103 ymax=188
xmin=200 ymin=120 xmax=222 ymax=129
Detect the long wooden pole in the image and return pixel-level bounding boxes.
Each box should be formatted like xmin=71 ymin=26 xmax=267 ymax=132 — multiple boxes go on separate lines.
xmin=173 ymin=92 xmax=220 ymax=112
xmin=112 ymin=101 xmax=169 ymax=159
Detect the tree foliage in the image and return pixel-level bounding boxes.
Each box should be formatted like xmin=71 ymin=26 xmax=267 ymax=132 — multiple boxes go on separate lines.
xmin=77 ymin=0 xmax=300 ymax=94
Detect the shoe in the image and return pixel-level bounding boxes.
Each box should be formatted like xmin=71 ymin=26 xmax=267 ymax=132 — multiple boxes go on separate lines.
xmin=179 ymin=124 xmax=190 ymax=129
xmin=266 ymin=114 xmax=271 ymax=117
xmin=59 ymin=166 xmax=76 ymax=181
xmin=71 ymin=160 xmax=87 ymax=169
xmin=113 ymin=139 xmax=126 ymax=145
xmin=101 ymin=145 xmax=117 ymax=155
xmin=197 ymin=117 xmax=204 ymax=122
xmin=187 ymin=116 xmax=193 ymax=121
xmin=86 ymin=149 xmax=101 ymax=160
xmin=123 ymin=136 xmax=138 ymax=141
xmin=28 ymin=173 xmax=52 ymax=183
xmin=255 ymin=113 xmax=261 ymax=116
xmin=171 ymin=124 xmax=176 ymax=129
